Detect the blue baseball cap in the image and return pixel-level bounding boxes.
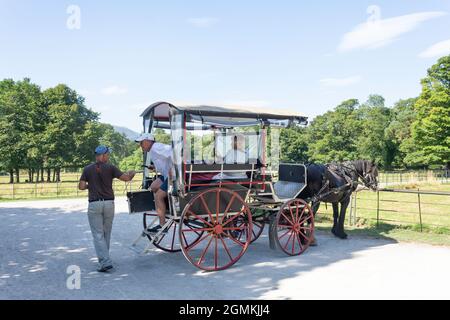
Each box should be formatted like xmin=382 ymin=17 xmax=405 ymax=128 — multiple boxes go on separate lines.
xmin=95 ymin=145 xmax=112 ymax=155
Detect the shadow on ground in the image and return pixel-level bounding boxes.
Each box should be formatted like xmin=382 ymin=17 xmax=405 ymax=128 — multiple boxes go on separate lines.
xmin=0 ymin=199 xmax=399 ymax=299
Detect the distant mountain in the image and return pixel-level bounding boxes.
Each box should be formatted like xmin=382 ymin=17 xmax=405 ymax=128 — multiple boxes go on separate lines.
xmin=113 ymin=125 xmax=139 ymax=141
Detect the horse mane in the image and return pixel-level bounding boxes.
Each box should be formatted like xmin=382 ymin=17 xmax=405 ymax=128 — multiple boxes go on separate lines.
xmin=345 ymin=160 xmax=372 ymax=175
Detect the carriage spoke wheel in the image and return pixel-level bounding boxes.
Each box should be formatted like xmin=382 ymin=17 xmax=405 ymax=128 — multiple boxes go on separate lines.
xmin=143 ymin=213 xmax=203 ymax=253
xmin=272 ymin=199 xmax=314 ymax=256
xmin=228 ymin=214 xmax=265 ymax=244
xmin=179 ymin=188 xmax=252 ymax=271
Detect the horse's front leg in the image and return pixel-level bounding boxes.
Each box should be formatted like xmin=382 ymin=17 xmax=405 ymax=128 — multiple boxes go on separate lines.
xmin=336 ymin=196 xmax=350 ymax=239
xmin=310 ymin=202 xmax=321 ymax=246
xmin=311 ymin=201 xmax=320 ymax=217
xmin=331 ymin=202 xmax=339 ymax=237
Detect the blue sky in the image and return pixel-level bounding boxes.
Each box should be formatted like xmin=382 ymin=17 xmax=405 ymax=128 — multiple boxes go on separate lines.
xmin=1 ymin=0 xmax=450 ymax=131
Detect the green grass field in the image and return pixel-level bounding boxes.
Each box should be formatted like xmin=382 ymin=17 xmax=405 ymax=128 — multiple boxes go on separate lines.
xmin=0 ymin=172 xmax=145 ymax=200
xmin=316 ymin=182 xmax=450 ymax=246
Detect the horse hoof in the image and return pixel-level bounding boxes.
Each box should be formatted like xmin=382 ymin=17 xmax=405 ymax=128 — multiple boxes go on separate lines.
xmin=331 ymin=228 xmax=338 ymax=237
xmin=338 ymin=231 xmax=348 ymax=239
xmin=332 ymin=229 xmax=348 ymax=239
xmin=310 ymin=238 xmax=318 ymax=246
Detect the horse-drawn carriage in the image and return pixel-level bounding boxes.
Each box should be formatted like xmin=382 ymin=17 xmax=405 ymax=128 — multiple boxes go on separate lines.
xmin=127 ymin=102 xmax=315 ymax=271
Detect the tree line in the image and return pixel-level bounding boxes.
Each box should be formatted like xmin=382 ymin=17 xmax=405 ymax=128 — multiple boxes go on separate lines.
xmin=280 ymin=55 xmax=449 ymax=169
xmin=1 ymin=56 xmax=449 ymax=183
xmin=0 ymin=80 xmax=135 ymax=183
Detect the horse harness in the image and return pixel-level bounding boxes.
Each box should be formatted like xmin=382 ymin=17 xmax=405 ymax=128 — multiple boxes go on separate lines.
xmin=310 ymin=163 xmax=357 ymax=203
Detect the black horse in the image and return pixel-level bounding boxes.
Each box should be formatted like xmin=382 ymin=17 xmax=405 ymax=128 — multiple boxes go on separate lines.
xmin=299 ymin=160 xmax=379 ymax=240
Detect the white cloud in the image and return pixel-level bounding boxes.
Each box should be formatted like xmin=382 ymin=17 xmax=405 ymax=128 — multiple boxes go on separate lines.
xmin=187 ymin=17 xmax=218 ymax=28
xmin=320 ymin=76 xmax=362 ymax=87
xmin=101 ymin=85 xmax=128 ymax=96
xmin=419 ymin=39 xmax=450 ymax=58
xmin=338 ymin=11 xmax=447 ymax=52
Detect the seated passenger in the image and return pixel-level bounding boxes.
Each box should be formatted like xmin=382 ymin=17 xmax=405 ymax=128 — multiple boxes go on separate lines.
xmin=213 ymin=136 xmax=248 ymax=180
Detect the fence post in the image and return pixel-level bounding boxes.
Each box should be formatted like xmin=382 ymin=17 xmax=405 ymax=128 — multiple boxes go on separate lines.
xmin=354 ymin=193 xmax=357 ymax=225
xmin=34 ymin=181 xmax=37 ymax=198
xmin=348 ymin=195 xmax=352 ymax=226
xmin=12 ymin=183 xmax=15 ymax=200
xmin=376 ymin=189 xmax=380 ymax=228
xmin=417 ymin=188 xmax=423 ymax=232
xmin=57 ymin=181 xmax=59 ymax=198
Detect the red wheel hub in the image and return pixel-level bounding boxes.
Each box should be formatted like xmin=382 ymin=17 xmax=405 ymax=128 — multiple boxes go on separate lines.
xmin=213 ymin=224 xmax=223 ymax=235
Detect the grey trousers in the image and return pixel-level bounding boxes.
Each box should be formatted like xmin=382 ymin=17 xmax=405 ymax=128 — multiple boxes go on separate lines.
xmin=87 ymin=200 xmax=115 ymax=268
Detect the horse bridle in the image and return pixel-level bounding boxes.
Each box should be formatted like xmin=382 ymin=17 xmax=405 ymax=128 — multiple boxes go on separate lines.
xmin=341 ymin=163 xmax=378 ymax=190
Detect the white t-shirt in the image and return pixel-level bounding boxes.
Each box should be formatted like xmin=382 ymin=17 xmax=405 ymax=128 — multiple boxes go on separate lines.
xmin=150 ymin=142 xmax=172 ymax=178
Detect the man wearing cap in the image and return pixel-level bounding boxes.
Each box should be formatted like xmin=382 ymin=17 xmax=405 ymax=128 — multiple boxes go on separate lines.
xmin=78 ymin=146 xmax=136 ymax=272
xmin=135 ymin=133 xmax=172 ymax=234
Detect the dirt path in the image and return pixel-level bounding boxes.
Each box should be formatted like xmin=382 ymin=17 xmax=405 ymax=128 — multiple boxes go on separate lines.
xmin=1 ymin=198 xmax=449 ymax=300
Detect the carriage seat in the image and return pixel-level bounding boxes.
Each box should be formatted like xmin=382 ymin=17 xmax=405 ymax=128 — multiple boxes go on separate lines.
xmin=273 ymin=164 xmax=307 ymax=200
xmin=253 ymin=164 xmax=306 ymax=203
xmin=186 ymin=163 xmax=257 ymax=184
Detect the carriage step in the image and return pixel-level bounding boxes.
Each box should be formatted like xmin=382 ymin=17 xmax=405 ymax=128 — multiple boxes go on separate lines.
xmin=129 ymin=231 xmax=158 ymax=255
xmin=129 ymin=244 xmax=145 ymax=255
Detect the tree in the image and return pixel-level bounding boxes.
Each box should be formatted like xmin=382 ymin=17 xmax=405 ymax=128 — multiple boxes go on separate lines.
xmin=280 ymin=127 xmax=309 ymax=163
xmin=306 ymin=99 xmax=361 ymax=163
xmin=385 ymin=98 xmax=418 ymax=168
xmin=0 ymin=78 xmax=43 ymax=182
xmin=120 ymin=148 xmax=143 ymax=171
xmin=405 ymin=56 xmax=450 ymax=167
xmin=153 ymin=128 xmax=171 ymax=144
xmin=427 ymin=55 xmax=450 ymax=93
xmin=42 ymin=84 xmax=99 ymax=181
xmin=356 ymin=95 xmax=395 ymax=168
xmin=0 ymin=79 xmax=138 ymax=183
xmin=98 ymin=123 xmax=135 ymax=166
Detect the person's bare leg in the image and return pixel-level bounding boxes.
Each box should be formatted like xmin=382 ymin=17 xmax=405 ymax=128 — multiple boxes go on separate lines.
xmin=155 ymin=189 xmax=167 ymax=226
xmin=150 ymin=179 xmax=162 ymax=192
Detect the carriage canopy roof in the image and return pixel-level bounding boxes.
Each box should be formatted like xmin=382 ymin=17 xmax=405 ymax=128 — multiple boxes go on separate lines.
xmin=140 ymin=102 xmax=308 ymax=127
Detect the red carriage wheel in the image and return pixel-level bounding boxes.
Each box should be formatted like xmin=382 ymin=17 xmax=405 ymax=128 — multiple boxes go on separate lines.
xmin=179 ymin=188 xmax=252 ymax=271
xmin=143 ymin=213 xmax=181 ymax=252
xmin=250 ymin=220 xmax=265 ymax=243
xmin=228 ymin=215 xmax=265 ymax=244
xmin=270 ymin=199 xmax=314 ymax=256
xmin=143 ymin=213 xmax=204 ymax=253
